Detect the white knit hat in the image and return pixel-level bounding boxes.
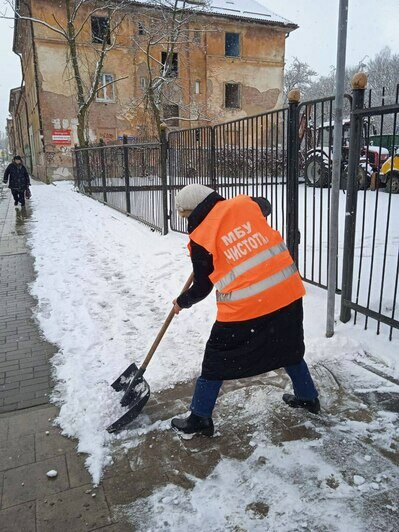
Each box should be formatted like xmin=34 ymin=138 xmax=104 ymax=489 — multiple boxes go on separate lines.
xmin=175 ymin=184 xmax=214 ymax=213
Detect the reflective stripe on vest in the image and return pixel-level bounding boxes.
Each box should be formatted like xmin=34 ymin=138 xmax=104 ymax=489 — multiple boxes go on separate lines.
xmin=216 ymin=263 xmax=298 ymax=303
xmin=215 ymin=242 xmax=287 ymax=291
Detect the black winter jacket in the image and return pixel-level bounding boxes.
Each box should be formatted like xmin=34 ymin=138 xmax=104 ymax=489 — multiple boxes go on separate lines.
xmin=3 ymin=163 xmax=30 ymax=191
xmin=177 ymin=192 xmax=305 ymax=380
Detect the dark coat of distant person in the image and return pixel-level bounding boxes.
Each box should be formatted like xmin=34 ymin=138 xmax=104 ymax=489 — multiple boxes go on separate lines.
xmin=3 ymin=161 xmax=30 ymax=191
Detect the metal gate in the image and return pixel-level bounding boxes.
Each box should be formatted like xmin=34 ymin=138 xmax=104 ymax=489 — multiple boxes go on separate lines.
xmin=341 ymin=86 xmax=399 ymax=339
xmin=297 ymin=94 xmax=352 ymax=291
xmin=168 ymin=106 xmax=290 ymax=243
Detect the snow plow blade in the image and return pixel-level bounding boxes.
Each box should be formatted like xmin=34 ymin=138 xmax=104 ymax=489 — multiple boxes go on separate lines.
xmin=107 ymin=388 xmax=150 ymax=433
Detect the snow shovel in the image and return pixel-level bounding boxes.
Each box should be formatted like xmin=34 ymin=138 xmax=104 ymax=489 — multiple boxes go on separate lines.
xmin=106 ymin=273 xmax=194 ymax=433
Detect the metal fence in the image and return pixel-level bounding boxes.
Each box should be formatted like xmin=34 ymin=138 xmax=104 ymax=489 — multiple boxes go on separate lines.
xmin=75 ymin=137 xmax=167 ymax=233
xmin=296 ymin=94 xmax=353 ymax=292
xmin=74 ymin=82 xmax=399 ymax=339
xmin=168 ymin=107 xmax=290 ymax=248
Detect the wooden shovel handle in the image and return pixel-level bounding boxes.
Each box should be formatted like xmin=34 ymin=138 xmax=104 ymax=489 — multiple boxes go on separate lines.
xmin=141 ymin=272 xmax=194 ymax=370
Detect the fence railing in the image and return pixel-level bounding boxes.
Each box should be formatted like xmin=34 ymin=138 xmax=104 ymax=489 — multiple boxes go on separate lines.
xmin=168 ymin=107 xmax=290 ymax=246
xmin=74 ymin=81 xmax=399 ymax=339
xmin=75 ymin=136 xmax=167 ymax=233
xmin=341 ymin=85 xmax=399 ymax=339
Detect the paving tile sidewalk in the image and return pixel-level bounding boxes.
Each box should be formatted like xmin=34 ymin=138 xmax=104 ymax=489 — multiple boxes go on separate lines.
xmin=0 ymin=183 xmax=55 ymax=413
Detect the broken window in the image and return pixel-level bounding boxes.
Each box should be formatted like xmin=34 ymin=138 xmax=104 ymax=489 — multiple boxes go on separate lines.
xmin=225 ymin=32 xmax=240 ymax=57
xmin=161 ymin=52 xmax=178 ymax=77
xmin=163 ymin=104 xmax=179 ymax=127
xmin=96 ymin=74 xmax=115 ymax=102
xmin=138 ymin=22 xmax=145 ymax=35
xmin=225 ymin=83 xmax=240 ymax=109
xmin=91 ymin=16 xmax=110 ymax=45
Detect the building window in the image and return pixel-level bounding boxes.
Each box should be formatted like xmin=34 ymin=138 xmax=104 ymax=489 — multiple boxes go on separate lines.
xmin=225 ymin=83 xmax=240 ymax=109
xmin=163 ymin=104 xmax=179 ymax=127
xmin=192 ymin=29 xmax=201 ymax=44
xmin=225 ymin=32 xmax=240 ymax=57
xmin=91 ymin=16 xmax=110 ymax=45
xmin=96 ymin=74 xmax=115 ymax=102
xmin=195 ymin=80 xmax=200 ymax=94
xmin=138 ymin=22 xmax=145 ymax=35
xmin=161 ymin=52 xmax=178 ymax=77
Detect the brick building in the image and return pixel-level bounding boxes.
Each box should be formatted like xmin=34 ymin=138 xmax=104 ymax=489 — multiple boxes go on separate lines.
xmin=8 ymin=0 xmax=296 ymax=181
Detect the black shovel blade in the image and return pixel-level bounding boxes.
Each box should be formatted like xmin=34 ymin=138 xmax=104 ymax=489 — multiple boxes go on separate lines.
xmin=107 ymin=386 xmax=150 ymax=433
xmin=111 ymin=363 xmax=139 ymax=392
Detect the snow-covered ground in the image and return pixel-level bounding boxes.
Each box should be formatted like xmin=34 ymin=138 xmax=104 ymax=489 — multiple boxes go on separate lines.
xmin=25 ymin=181 xmax=398 ymax=513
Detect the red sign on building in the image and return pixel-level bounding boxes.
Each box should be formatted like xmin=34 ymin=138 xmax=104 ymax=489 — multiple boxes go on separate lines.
xmin=52 ymin=129 xmax=71 ymax=145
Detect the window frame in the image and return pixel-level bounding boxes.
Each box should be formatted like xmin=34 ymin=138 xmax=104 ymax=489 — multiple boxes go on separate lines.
xmin=224 ymin=82 xmax=241 ymax=109
xmin=91 ymin=16 xmax=111 ymax=45
xmin=225 ymin=32 xmax=241 ymax=58
xmin=194 ymin=80 xmax=201 ymax=95
xmin=161 ymin=51 xmax=179 ymax=78
xmin=96 ymin=73 xmax=116 ymax=103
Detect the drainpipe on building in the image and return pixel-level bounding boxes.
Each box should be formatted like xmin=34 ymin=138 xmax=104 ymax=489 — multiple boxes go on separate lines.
xmin=27 ymin=4 xmax=46 ymax=157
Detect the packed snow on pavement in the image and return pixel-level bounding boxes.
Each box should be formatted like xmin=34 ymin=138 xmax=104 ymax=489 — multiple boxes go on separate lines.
xmin=25 ymin=181 xmax=398 ymax=528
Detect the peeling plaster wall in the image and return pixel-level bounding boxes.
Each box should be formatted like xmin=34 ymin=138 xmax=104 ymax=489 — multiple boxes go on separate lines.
xmin=205 ymin=18 xmax=286 ymax=120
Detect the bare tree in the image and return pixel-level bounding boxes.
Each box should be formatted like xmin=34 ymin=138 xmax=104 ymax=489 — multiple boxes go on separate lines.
xmin=1 ymin=0 xmax=130 ymax=147
xmin=284 ymin=57 xmax=317 ymax=100
xmin=129 ymin=0 xmax=212 ymax=139
xmin=366 ymin=46 xmax=399 ymax=105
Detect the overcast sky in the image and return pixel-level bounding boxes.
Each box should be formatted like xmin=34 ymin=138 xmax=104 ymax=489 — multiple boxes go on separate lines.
xmin=1 ymin=0 xmax=399 ymax=133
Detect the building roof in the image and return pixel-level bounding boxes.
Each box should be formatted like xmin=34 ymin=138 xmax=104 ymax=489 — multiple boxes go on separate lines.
xmin=208 ymin=0 xmax=295 ymax=26
xmin=131 ymin=0 xmax=297 ymax=29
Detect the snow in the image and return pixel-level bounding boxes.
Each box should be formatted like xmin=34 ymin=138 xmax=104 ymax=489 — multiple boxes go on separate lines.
xmin=120 ymin=444 xmax=364 ymax=531
xmin=130 ymin=0 xmax=294 ymax=26
xmin=25 ymin=181 xmax=399 ymax=495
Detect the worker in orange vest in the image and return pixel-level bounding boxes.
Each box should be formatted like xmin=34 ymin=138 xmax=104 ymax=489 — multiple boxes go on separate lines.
xmin=171 ymin=184 xmax=319 ymax=437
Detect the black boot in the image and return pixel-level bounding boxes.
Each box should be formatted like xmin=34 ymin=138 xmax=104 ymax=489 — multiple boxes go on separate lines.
xmin=171 ymin=412 xmax=214 ymax=436
xmin=283 ymin=393 xmax=320 ymax=414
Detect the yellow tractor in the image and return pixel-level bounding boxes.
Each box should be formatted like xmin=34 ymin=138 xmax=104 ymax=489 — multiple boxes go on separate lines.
xmin=379 ymin=148 xmax=399 ymax=193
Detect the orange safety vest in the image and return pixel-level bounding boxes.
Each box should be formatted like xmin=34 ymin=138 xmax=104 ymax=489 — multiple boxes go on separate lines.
xmin=189 ymin=195 xmax=305 ymax=322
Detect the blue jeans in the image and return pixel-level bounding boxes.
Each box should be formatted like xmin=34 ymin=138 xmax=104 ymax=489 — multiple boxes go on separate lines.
xmin=190 ymin=360 xmax=318 ymax=418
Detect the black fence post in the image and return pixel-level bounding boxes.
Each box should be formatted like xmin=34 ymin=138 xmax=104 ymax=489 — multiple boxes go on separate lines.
xmin=340 ymin=73 xmax=367 ymax=323
xmin=99 ymin=138 xmax=107 ymax=203
xmin=160 ymin=124 xmax=169 ymax=235
xmin=287 ymin=89 xmax=300 ymax=265
xmin=85 ymin=148 xmax=92 ymax=195
xmin=122 ymin=134 xmax=131 ymax=214
xmin=210 ymin=127 xmax=217 ymax=191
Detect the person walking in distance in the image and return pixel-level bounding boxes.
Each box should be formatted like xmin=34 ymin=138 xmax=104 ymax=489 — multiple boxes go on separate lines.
xmin=3 ymin=155 xmax=31 ymax=207
xmin=171 ymin=184 xmax=320 ymax=437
